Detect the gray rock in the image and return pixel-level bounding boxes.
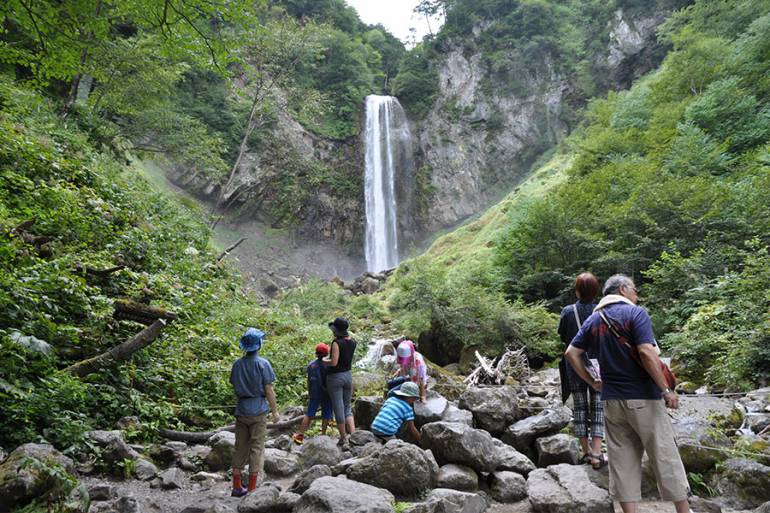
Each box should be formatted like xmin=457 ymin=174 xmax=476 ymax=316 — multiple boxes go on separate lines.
xmin=712 ymin=458 xmax=770 ymax=509
xmin=402 ymin=488 xmax=487 ymax=513
xmin=519 ymin=396 xmax=550 ymax=419
xmin=674 ymin=419 xmax=731 ymax=473
xmin=179 ymin=457 xmax=198 ymax=471
xmin=491 ymin=438 xmax=536 ymax=476
xmin=158 ymin=467 xmax=184 ymax=490
xmin=115 ymin=416 xmax=142 ymax=431
xmin=441 ymin=405 xmax=474 ymax=427
xmin=331 ymin=457 xmax=361 ymax=476
xmin=746 ymin=413 xmax=770 ymax=435
xmin=264 ymin=449 xmax=299 ymax=476
xmin=346 ymin=439 xmax=438 ymax=498
xmin=360 ymin=277 xmax=380 ymax=294
xmin=754 ymin=501 xmax=770 ymax=513
xmin=458 ymin=386 xmax=519 ymax=435
xmin=191 ymin=471 xmax=227 ymax=482
xmin=0 ymin=443 xmax=77 ymax=511
xmin=88 ymin=484 xmax=116 ymax=501
xmin=527 ymin=464 xmax=612 ymax=513
xmin=502 ymin=407 xmax=572 ymax=452
xmin=185 ymin=444 xmax=212 ymax=464
xmin=489 ymin=471 xmax=527 ymax=502
xmin=353 ymin=396 xmax=384 ymax=430
xmin=421 ymin=421 xmax=501 ymax=472
xmin=87 ymin=430 xmax=141 ymax=468
xmin=689 ymin=495 xmax=722 ymax=513
xmin=265 ymin=435 xmax=293 ymax=452
xmin=351 ymin=441 xmax=382 ymax=458
xmin=535 ymin=434 xmax=579 ymax=467
xmin=237 ymin=484 xmax=282 ymax=512
xmin=179 ymin=496 xmax=237 ymax=513
xmin=349 ymin=430 xmax=381 ymax=447
xmin=115 ymin=495 xmax=144 ymax=513
xmin=134 ymin=458 xmax=158 ymax=480
xmin=274 ymin=492 xmax=300 ymax=512
xmin=289 ymin=464 xmax=332 ymax=494
xmin=148 ymin=444 xmax=177 ymax=466
xmin=415 ymin=393 xmax=449 ymax=428
xmin=205 ymin=431 xmax=236 ymax=471
xmin=437 ymin=464 xmax=478 ymax=491
xmin=293 ymin=475 xmax=395 ymax=513
xmin=298 ymin=436 xmax=344 ymax=468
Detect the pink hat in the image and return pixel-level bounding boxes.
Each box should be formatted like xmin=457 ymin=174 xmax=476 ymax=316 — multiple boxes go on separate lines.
xmin=396 ymin=340 xmax=414 ymax=365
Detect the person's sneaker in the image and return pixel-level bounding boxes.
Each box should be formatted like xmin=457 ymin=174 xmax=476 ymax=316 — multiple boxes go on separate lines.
xmin=231 ymin=487 xmax=248 ymax=498
xmin=291 ymin=433 xmax=304 ymax=445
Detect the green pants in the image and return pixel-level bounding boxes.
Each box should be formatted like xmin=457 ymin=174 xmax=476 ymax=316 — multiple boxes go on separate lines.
xmin=232 ymin=413 xmax=267 ymax=474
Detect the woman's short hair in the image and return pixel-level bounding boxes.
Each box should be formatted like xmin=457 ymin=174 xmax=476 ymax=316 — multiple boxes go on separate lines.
xmin=575 ymin=272 xmax=599 ymax=302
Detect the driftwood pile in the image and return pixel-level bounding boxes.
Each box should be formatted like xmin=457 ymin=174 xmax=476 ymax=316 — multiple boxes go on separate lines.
xmin=463 ymin=348 xmax=530 ymax=386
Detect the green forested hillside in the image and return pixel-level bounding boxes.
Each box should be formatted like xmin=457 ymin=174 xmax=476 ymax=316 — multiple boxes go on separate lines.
xmin=392 ymin=0 xmax=770 ymax=389
xmin=0 ymin=79 xmax=386 ymax=450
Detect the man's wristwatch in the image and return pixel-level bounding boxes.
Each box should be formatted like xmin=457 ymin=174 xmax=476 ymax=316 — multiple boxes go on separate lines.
xmin=662 ymin=388 xmax=672 ymax=395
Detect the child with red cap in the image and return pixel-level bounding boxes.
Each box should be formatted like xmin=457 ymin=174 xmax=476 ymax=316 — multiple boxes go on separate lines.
xmin=292 ymin=343 xmax=333 ymax=444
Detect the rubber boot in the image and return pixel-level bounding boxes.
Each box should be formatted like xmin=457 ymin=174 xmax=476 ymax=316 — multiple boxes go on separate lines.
xmin=231 ymin=472 xmax=247 ymax=497
xmin=248 ymin=473 xmax=258 ymax=492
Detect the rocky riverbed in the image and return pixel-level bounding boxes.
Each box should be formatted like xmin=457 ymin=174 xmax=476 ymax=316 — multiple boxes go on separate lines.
xmin=1 ymin=368 xmax=769 ymax=513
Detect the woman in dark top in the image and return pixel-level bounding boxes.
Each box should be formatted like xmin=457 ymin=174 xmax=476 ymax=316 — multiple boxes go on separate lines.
xmin=558 ymin=272 xmax=606 ymax=469
xmin=324 ymin=317 xmax=357 ymax=447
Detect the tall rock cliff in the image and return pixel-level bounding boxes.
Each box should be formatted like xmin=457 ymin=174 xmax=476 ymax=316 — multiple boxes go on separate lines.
xmin=410 ymin=6 xmax=673 ymax=233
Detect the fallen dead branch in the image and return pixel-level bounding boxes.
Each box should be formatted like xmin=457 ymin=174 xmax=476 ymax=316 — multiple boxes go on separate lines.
xmin=217 ymin=237 xmax=247 ymax=261
xmin=463 ymin=347 xmax=530 ymax=386
xmin=158 ymin=415 xmax=304 ymax=443
xmin=64 ymin=319 xmax=169 ymax=377
xmin=113 ymin=299 xmax=178 ymax=324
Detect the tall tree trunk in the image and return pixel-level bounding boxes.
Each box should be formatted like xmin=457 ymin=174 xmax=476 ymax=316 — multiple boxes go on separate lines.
xmin=62 ymin=1 xmax=102 ymax=115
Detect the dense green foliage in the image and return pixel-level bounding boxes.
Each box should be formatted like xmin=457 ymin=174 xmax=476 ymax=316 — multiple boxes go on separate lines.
xmin=0 ymin=79 xmax=375 ymax=450
xmin=494 ymin=0 xmax=770 ymax=388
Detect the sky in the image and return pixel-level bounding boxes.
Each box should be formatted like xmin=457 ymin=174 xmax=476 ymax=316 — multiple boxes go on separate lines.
xmin=345 ymin=0 xmax=444 ymax=46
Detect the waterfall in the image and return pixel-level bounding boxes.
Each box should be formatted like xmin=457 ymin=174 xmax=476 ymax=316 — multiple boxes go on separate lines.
xmin=356 ymin=338 xmax=396 ymax=369
xmin=364 ymin=95 xmax=412 ymax=272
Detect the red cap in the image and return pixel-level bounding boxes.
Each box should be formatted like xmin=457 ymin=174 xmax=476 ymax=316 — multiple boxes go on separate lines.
xmin=315 ymin=343 xmax=329 ymax=356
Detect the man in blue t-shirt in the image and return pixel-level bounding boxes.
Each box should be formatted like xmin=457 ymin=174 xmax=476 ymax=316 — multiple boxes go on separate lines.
xmin=566 ymin=275 xmax=690 ymax=513
xmin=371 ymin=381 xmax=421 ymax=443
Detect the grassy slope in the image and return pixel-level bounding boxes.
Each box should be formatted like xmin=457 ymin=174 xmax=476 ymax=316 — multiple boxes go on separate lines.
xmin=414 ymin=154 xmax=571 ymax=276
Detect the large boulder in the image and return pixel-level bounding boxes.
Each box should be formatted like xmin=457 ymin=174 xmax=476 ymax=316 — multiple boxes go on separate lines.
xmin=0 ymin=443 xmax=77 ymax=511
xmin=133 ymin=459 xmax=158 ymax=481
xmin=755 ymin=501 xmax=770 ymax=513
xmin=205 ymin=431 xmax=236 ymax=471
xmin=349 ymin=430 xmax=381 ymax=447
xmin=491 ymin=438 xmax=536 ymax=476
xmin=237 ymin=483 xmax=288 ymax=513
xmin=86 ymin=430 xmax=141 ymax=470
xmin=346 ymin=440 xmax=438 ymax=498
xmin=290 ymin=465 xmax=332 ymax=494
xmin=674 ymin=419 xmax=731 ymax=473
xmin=712 ymin=458 xmax=770 ymax=509
xmin=457 ymin=386 xmax=519 ymax=435
xmin=402 ymin=489 xmax=487 ymax=513
xmin=157 ymin=467 xmax=183 ymax=490
xmin=264 ymin=449 xmax=299 ymax=476
xmin=535 ymin=434 xmax=579 ymax=467
xmin=414 ymin=393 xmax=449 ymax=428
xmin=298 ymin=436 xmax=344 ymax=469
xmin=293 ymin=476 xmax=395 ymax=513
xmin=421 ymin=422 xmax=501 ymax=473
xmin=488 ymin=471 xmax=527 ymax=503
xmin=437 ymin=464 xmax=479 ymax=491
xmin=441 ymin=405 xmax=474 ymax=427
xmin=353 ymin=397 xmax=384 ymax=430
xmin=502 ymin=407 xmax=572 ymax=452
xmin=527 ymin=464 xmax=613 ymax=513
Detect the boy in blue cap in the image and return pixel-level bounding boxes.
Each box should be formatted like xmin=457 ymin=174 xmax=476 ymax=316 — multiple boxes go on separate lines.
xmin=370 ymin=381 xmax=422 ymax=443
xmin=229 ymin=328 xmax=279 ymax=497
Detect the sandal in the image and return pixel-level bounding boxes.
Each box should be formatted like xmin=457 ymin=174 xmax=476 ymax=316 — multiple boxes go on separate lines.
xmin=579 ymin=453 xmax=593 ymax=465
xmin=590 ymin=452 xmax=608 ymax=470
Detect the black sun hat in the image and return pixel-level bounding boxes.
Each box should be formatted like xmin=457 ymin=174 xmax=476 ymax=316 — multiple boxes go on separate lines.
xmin=328 ymin=317 xmax=349 ymax=337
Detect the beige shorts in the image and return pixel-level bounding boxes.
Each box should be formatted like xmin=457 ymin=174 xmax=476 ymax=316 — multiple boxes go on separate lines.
xmin=604 ymin=399 xmax=690 ymax=502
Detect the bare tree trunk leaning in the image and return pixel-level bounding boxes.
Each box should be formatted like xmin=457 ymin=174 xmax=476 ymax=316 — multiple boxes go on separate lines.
xmin=64 ymin=319 xmax=168 ymax=377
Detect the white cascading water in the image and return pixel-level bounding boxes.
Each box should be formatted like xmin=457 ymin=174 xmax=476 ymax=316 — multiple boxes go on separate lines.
xmin=364 ymin=95 xmax=412 ymax=272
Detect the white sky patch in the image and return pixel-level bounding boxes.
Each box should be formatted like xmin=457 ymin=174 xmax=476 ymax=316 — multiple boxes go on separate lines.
xmin=345 ymin=0 xmax=444 ymax=46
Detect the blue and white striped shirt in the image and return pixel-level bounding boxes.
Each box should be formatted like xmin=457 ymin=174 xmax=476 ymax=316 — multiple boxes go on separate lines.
xmin=371 ymin=396 xmax=414 ymax=436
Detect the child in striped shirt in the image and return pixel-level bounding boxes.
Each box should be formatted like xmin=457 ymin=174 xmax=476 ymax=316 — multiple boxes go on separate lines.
xmin=370 ymin=381 xmax=421 ymax=443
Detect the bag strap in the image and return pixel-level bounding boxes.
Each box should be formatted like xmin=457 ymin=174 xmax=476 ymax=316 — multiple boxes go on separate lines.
xmin=572 ymin=304 xmax=582 ymax=329
xmin=597 ymin=310 xmax=634 ymax=352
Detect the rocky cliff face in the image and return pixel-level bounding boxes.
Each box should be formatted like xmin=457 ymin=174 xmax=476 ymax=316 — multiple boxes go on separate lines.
xmin=411 ymin=8 xmax=670 ymax=233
